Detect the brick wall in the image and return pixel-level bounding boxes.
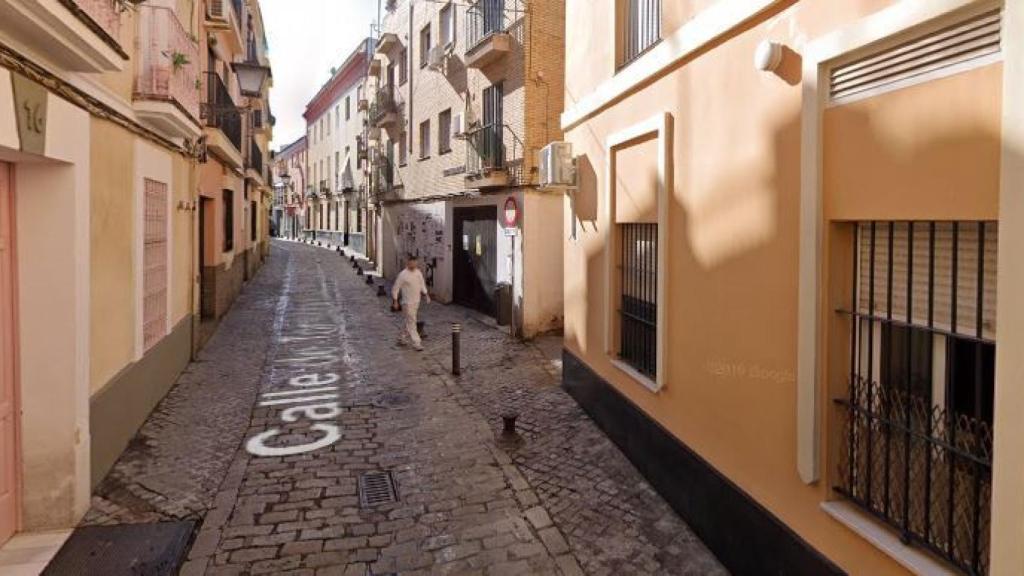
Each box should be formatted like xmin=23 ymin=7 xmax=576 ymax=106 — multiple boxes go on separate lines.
xmin=375 ymin=0 xmax=563 ymax=201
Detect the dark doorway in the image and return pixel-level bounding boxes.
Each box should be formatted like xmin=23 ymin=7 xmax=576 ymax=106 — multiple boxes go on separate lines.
xmin=199 ymin=197 xmax=214 ymax=320
xmin=453 ymin=206 xmax=497 ymax=316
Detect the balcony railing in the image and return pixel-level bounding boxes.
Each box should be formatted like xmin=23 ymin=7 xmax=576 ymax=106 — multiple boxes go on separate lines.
xmin=74 ymin=0 xmax=122 ymax=42
xmin=465 ymin=123 xmax=521 ymax=176
xmin=466 ymin=0 xmax=520 ymax=52
xmin=247 ymin=139 xmax=264 ymax=175
xmin=134 ymin=5 xmax=200 ymax=121
xmin=371 ymin=152 xmax=395 ymax=199
xmin=204 ymin=72 xmax=242 ymax=152
xmin=370 ymin=86 xmax=399 ymax=126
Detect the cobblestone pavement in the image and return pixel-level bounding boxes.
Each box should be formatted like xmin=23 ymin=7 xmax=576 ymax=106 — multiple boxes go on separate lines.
xmin=85 ymin=240 xmax=725 ymax=575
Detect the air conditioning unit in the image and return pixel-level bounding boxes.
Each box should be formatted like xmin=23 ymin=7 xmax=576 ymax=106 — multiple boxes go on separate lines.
xmin=427 ymin=45 xmax=447 ymax=71
xmin=452 ymin=113 xmax=465 ymax=139
xmin=207 ymin=0 xmax=227 ymax=21
xmin=539 ymin=142 xmax=576 ymax=189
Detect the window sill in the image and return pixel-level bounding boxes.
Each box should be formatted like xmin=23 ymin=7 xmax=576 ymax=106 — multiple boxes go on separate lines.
xmin=610 ymin=358 xmax=661 ymax=393
xmin=439 ymin=148 xmax=451 ymax=156
xmin=820 ymin=501 xmax=958 ymax=576
xmin=418 ymin=156 xmax=431 ymax=162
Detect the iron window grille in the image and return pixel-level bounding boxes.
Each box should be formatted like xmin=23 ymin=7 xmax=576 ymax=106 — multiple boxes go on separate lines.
xmin=618 ymin=223 xmax=658 ymax=378
xmin=620 ymin=0 xmax=661 ymax=68
xmin=835 ymin=220 xmax=997 ymax=575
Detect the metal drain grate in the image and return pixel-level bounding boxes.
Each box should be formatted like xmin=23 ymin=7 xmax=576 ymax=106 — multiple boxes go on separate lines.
xmin=359 ymin=471 xmax=398 ymax=507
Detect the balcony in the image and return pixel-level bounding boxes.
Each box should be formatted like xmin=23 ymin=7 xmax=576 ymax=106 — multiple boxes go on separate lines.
xmin=370 ymin=86 xmax=400 ymax=128
xmin=133 ymin=5 xmax=201 ymax=140
xmin=246 ymin=139 xmax=264 ymax=183
xmin=0 ymin=0 xmax=127 ymax=71
xmin=464 ymin=0 xmax=517 ymax=69
xmin=203 ymin=71 xmax=243 ymax=168
xmin=464 ymin=123 xmax=521 ymax=189
xmin=252 ymin=108 xmax=271 ymax=135
xmin=368 ymin=58 xmax=381 ymax=77
xmin=375 ymin=32 xmax=400 ymax=55
xmin=205 ymin=0 xmax=243 ymax=53
xmin=371 ymin=155 xmax=396 ymax=202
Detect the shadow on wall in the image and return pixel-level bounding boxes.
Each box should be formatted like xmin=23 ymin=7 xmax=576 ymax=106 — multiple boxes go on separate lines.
xmin=562 ymin=51 xmax=1011 ymax=576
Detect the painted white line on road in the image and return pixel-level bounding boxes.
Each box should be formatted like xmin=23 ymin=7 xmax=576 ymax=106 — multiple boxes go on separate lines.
xmin=263 ymin=386 xmax=338 ymax=397
xmin=259 ymin=393 xmax=339 ymax=407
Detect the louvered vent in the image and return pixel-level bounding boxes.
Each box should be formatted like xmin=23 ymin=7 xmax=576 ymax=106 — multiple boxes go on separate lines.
xmin=830 ymin=8 xmax=1001 ymax=104
xmin=208 ymin=0 xmax=225 ymax=20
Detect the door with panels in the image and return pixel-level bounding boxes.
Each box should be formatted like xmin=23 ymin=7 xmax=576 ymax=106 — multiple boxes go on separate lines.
xmin=0 ymin=162 xmax=18 ymax=545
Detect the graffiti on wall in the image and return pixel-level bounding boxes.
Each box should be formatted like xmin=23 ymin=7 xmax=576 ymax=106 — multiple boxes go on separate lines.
xmin=397 ymin=211 xmax=446 ymax=287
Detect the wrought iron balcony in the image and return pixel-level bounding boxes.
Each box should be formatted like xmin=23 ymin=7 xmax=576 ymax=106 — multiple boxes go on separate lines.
xmin=465 ymin=0 xmax=518 ymax=68
xmin=371 ymin=154 xmax=396 ymax=200
xmin=203 ymin=72 xmax=242 ymax=152
xmin=464 ymin=123 xmax=521 ymax=189
xmin=134 ymin=5 xmax=200 ymax=130
xmin=370 ymin=86 xmax=400 ymax=127
xmin=247 ymin=139 xmax=264 ymax=176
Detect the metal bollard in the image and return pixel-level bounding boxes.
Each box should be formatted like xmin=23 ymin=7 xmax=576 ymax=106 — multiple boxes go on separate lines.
xmin=365 ymin=274 xmax=374 ymax=285
xmin=501 ymin=413 xmax=519 ymax=436
xmin=451 ymin=323 xmax=461 ymax=376
xmin=356 ymin=266 xmax=364 ymax=276
xmin=377 ymin=285 xmax=387 ymax=297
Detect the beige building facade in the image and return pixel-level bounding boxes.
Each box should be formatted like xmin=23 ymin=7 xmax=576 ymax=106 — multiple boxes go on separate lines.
xmin=301 ymin=40 xmax=372 ymax=256
xmin=559 ymin=0 xmax=1024 ymax=574
xmin=271 ymin=134 xmax=306 ymax=239
xmin=0 ymin=0 xmax=271 ymax=545
xmin=367 ymin=0 xmax=565 ymax=337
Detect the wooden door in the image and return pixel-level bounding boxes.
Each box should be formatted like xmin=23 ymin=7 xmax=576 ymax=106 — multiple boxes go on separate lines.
xmin=0 ymin=162 xmax=18 ymax=545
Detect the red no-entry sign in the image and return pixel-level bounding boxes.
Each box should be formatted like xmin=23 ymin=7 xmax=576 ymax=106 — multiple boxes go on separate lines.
xmin=503 ymin=196 xmax=518 ymax=227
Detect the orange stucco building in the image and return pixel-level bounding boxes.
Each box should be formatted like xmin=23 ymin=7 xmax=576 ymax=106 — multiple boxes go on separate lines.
xmin=558 ymin=0 xmax=1023 ymax=574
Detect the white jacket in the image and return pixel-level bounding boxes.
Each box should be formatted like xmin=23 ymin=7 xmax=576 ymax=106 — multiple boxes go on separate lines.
xmin=392 ymin=268 xmax=428 ymax=306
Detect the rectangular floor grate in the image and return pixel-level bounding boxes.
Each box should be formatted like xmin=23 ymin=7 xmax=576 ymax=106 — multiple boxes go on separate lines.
xmin=42 ymin=521 xmax=195 ymax=576
xmin=358 ymin=471 xmax=398 ymax=507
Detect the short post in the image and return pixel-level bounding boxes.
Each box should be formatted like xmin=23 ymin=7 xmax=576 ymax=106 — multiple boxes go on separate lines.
xmin=365 ymin=274 xmax=374 ymax=285
xmin=377 ymin=285 xmax=387 ymax=297
xmin=501 ymin=413 xmax=519 ymax=436
xmin=451 ymin=323 xmax=461 ymax=376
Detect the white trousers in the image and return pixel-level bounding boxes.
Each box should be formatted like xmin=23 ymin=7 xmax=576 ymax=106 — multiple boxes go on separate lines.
xmin=400 ymin=301 xmax=421 ymax=347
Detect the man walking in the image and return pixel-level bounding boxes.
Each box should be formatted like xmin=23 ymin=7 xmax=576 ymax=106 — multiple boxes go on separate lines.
xmin=392 ymin=255 xmax=430 ymax=351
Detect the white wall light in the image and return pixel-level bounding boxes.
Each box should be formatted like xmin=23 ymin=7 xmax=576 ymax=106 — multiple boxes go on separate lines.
xmin=754 ymin=40 xmax=783 ymax=72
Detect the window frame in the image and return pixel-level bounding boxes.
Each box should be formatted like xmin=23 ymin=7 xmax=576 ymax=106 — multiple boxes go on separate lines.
xmin=419 ymin=23 xmax=432 ymax=68
xmin=616 ymin=0 xmax=662 ymax=71
xmin=438 ymin=108 xmax=452 ymax=155
xmin=603 ymin=113 xmax=671 ymax=393
xmin=440 ymin=2 xmax=456 ymax=48
xmin=419 ymin=119 xmax=431 ymax=160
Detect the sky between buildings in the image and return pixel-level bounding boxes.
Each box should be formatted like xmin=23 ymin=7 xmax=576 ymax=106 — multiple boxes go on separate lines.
xmin=264 ymin=0 xmax=379 ymax=151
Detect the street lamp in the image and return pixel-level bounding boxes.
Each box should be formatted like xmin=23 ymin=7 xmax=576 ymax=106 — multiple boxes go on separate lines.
xmin=231 ymin=60 xmax=271 ymax=97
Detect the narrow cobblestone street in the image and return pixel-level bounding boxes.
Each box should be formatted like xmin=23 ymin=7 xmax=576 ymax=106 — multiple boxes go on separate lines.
xmin=86 ymin=240 xmax=724 ymax=576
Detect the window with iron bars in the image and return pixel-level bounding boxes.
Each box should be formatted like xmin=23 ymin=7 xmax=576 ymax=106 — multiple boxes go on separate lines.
xmin=835 ymin=220 xmax=997 ymax=575
xmin=619 ymin=0 xmax=661 ymax=68
xmin=618 ymin=223 xmax=657 ymax=378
